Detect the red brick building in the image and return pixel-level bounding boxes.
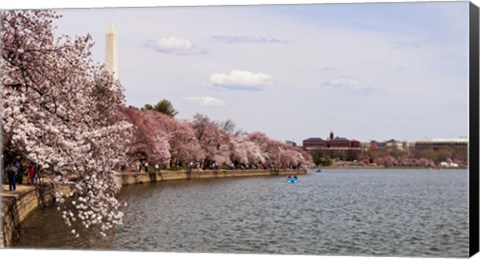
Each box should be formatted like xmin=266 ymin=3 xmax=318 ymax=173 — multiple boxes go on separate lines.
xmin=303 ymin=131 xmax=361 ymax=150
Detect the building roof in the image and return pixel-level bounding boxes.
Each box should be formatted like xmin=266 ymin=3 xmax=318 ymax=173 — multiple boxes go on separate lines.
xmin=416 ymin=138 xmax=469 ymax=144
xmin=303 ymin=137 xmax=324 ymax=142
xmin=331 ymin=137 xmax=348 ymax=141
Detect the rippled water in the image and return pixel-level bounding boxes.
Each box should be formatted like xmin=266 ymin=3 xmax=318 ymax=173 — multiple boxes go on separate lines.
xmin=15 ymin=169 xmax=469 ymax=257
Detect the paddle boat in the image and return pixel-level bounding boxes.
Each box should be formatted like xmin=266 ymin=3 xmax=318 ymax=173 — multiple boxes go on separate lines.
xmin=287 ymin=176 xmax=298 ymax=183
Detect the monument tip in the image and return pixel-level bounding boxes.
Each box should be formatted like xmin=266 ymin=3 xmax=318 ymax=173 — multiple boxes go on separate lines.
xmin=107 ymin=23 xmax=117 ymax=35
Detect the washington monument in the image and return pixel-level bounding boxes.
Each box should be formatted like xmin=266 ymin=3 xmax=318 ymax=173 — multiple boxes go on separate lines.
xmin=105 ymin=23 xmax=118 ymax=79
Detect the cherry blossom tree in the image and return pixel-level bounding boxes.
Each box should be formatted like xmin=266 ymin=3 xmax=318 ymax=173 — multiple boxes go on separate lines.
xmin=2 ymin=10 xmax=132 ymax=236
xmin=291 ymin=147 xmax=314 ymax=168
xmin=143 ymin=109 xmax=204 ymax=166
xmin=374 ymin=155 xmax=397 ymax=166
xmin=245 ymin=132 xmax=311 ymax=168
xmin=229 ymin=134 xmax=266 ymax=167
xmin=246 ymin=132 xmax=279 ymax=163
xmin=374 ymin=156 xmax=386 ymax=166
xmin=357 ymin=154 xmax=371 ymax=164
xmin=417 ymin=158 xmax=435 ymax=167
xmin=190 ymin=114 xmax=231 ymax=168
xmin=120 ymin=107 xmax=170 ymax=165
xmin=278 ymin=149 xmax=301 ymax=168
xmin=398 ymin=156 xmax=413 ymax=165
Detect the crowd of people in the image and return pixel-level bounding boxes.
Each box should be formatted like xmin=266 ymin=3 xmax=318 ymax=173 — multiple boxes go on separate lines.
xmin=2 ymin=159 xmax=39 ymax=191
xmin=119 ymin=159 xmax=306 ymax=174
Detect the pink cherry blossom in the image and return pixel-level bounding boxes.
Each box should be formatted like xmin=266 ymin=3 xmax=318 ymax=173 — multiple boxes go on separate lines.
xmin=190 ymin=114 xmax=232 ymax=168
xmin=2 ymin=10 xmax=132 ymax=236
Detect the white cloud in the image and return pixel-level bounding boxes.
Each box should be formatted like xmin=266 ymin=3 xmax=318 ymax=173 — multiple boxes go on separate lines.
xmin=321 ymin=76 xmax=374 ymax=94
xmin=209 ymin=70 xmax=274 ymax=91
xmin=184 ymin=96 xmax=226 ymax=107
xmin=145 ymin=37 xmax=206 ymax=55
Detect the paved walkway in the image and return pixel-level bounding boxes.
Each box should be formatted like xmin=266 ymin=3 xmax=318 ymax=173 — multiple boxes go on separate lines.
xmin=2 ymin=184 xmax=35 ymax=191
xmin=1 ymin=184 xmax=36 ymax=202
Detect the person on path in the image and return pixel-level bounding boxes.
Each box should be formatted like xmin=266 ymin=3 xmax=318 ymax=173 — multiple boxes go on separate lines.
xmin=6 ymin=163 xmax=17 ymax=191
xmin=144 ymin=162 xmax=149 ymax=173
xmin=137 ymin=160 xmax=142 ymax=172
xmin=28 ymin=163 xmax=35 ymax=184
xmin=33 ymin=165 xmax=39 ymax=184
xmin=15 ymin=160 xmax=23 ymax=185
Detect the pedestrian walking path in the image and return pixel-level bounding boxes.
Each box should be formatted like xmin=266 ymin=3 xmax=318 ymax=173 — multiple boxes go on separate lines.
xmin=2 ymin=184 xmax=35 ymax=195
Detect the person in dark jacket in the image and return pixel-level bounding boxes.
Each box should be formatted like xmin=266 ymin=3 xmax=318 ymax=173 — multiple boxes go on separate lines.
xmin=14 ymin=160 xmax=23 ymax=185
xmin=6 ymin=163 xmax=17 ymax=191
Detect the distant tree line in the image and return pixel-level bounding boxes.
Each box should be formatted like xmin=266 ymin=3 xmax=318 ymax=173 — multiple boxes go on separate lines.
xmin=309 ymin=145 xmax=467 ymax=167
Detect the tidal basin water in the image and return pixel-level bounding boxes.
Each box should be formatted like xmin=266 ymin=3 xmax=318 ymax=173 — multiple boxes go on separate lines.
xmin=15 ymin=169 xmax=469 ymax=257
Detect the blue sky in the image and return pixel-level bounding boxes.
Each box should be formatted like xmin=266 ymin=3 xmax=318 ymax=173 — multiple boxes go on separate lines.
xmin=51 ymin=2 xmax=470 ymax=143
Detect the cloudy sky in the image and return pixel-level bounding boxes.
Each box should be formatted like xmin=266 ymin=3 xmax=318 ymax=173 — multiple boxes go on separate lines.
xmin=53 ymin=2 xmax=469 ymax=143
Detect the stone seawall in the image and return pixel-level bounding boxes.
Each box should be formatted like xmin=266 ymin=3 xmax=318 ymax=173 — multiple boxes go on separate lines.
xmin=117 ymin=169 xmax=306 ymax=185
xmin=1 ymin=184 xmax=56 ymax=248
xmin=1 ymin=169 xmax=306 ymax=247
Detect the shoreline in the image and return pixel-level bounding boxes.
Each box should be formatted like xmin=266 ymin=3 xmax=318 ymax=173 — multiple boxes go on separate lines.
xmin=116 ymin=168 xmax=306 ymax=186
xmin=1 ymin=168 xmax=306 ymax=247
xmin=1 ymin=184 xmax=57 ymax=248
